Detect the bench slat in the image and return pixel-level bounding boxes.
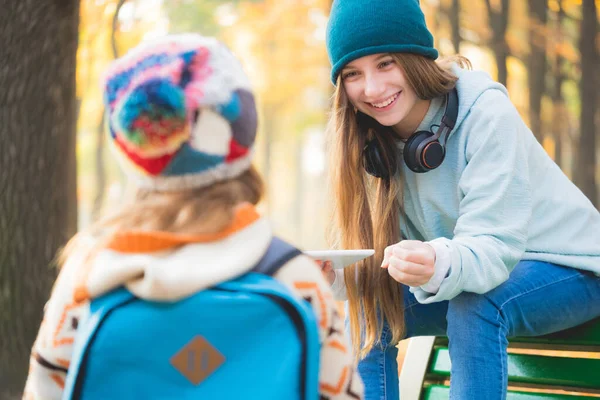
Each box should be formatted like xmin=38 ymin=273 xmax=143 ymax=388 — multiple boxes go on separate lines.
xmin=429 ymin=349 xmax=600 ymax=389
xmin=511 ymin=319 xmax=600 ymax=347
xmin=423 ymin=385 xmax=600 ymax=400
xmin=431 ymin=319 xmax=600 ymax=349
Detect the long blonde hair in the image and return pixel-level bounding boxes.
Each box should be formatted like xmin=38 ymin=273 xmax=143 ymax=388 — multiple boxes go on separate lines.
xmin=59 ymin=166 xmax=264 ymax=267
xmin=327 ymin=53 xmax=470 ymax=358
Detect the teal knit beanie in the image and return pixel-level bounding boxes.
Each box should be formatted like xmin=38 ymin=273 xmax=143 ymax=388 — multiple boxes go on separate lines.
xmin=326 ymin=0 xmax=439 ymax=84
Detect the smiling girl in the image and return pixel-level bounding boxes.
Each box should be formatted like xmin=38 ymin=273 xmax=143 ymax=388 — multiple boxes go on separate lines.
xmin=323 ymin=0 xmax=600 ymax=399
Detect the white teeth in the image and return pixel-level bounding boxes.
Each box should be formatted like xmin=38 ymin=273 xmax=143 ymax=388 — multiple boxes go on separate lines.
xmin=371 ymin=93 xmax=399 ymax=108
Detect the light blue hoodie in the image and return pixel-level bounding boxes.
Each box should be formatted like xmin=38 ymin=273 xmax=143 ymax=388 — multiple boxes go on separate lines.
xmin=400 ymin=66 xmax=600 ymax=304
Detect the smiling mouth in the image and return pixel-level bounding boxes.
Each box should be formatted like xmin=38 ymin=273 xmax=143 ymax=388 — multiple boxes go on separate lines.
xmin=369 ymin=92 xmax=401 ymax=109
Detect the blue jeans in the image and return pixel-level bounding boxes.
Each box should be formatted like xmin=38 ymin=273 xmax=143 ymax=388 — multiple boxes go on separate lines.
xmin=355 ymin=261 xmax=600 ymax=400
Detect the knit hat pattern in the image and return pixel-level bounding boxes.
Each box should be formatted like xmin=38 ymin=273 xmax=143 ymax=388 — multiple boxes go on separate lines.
xmin=326 ymin=0 xmax=439 ymax=83
xmin=103 ymin=34 xmax=257 ymax=191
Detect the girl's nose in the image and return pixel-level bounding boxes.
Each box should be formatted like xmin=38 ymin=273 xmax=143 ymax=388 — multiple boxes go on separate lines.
xmin=363 ymin=74 xmax=384 ymax=99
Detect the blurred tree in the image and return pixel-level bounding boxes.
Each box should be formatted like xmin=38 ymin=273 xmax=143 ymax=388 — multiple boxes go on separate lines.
xmin=112 ymin=0 xmax=128 ymax=57
xmin=164 ymin=0 xmax=249 ymax=36
xmin=544 ymin=0 xmax=582 ymax=173
xmin=454 ymin=0 xmax=487 ymax=49
xmin=527 ymin=0 xmax=548 ymax=142
xmin=486 ymin=0 xmax=510 ymax=85
xmin=575 ymin=0 xmax=598 ymax=206
xmin=0 ymin=0 xmax=79 ymax=397
xmin=92 ymin=0 xmax=127 ymax=222
xmin=549 ymin=0 xmax=567 ymax=167
xmin=450 ymin=0 xmax=462 ymax=53
xmin=223 ymin=0 xmax=331 ymax=228
xmin=432 ymin=0 xmax=462 ymax=55
xmin=93 ymin=115 xmax=107 ymax=221
xmin=77 ymin=0 xmax=155 ymax=222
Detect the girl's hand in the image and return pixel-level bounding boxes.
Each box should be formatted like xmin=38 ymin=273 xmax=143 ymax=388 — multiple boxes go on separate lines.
xmin=381 ymin=240 xmax=435 ymax=286
xmin=316 ymin=260 xmax=335 ymax=285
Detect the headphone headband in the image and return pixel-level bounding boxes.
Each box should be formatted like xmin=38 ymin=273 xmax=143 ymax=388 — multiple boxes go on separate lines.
xmin=441 ymin=87 xmax=458 ymax=130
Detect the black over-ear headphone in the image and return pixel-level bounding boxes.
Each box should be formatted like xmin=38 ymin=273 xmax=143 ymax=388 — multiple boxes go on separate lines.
xmin=362 ymin=87 xmax=459 ymax=177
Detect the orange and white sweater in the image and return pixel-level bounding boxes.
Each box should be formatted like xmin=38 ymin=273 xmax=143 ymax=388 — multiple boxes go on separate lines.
xmin=24 ymin=204 xmax=363 ymax=400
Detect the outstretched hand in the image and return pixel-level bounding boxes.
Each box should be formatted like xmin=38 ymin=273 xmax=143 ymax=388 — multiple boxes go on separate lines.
xmin=381 ymin=240 xmax=436 ymax=286
xmin=316 ymin=260 xmax=335 ymax=285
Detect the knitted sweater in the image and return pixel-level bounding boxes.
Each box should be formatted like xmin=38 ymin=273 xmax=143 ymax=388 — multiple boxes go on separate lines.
xmin=23 ymin=204 xmax=363 ymax=400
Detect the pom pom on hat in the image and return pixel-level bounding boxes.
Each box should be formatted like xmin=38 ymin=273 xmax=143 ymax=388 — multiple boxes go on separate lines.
xmin=103 ymin=34 xmax=257 ymax=191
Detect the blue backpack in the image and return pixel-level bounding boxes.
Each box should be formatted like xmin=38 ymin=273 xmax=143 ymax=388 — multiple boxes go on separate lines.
xmin=62 ymin=238 xmax=320 ymax=400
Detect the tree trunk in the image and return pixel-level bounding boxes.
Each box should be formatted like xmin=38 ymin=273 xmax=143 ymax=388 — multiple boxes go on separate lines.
xmin=450 ymin=0 xmax=461 ymax=53
xmin=486 ymin=0 xmax=510 ymax=86
xmin=92 ymin=0 xmax=127 ymax=222
xmin=551 ymin=1 xmax=565 ymax=168
xmin=575 ymin=0 xmax=598 ymax=206
xmin=0 ymin=1 xmax=79 ymax=397
xmin=527 ymin=0 xmax=548 ymax=143
xmin=432 ymin=8 xmax=441 ymax=50
xmin=92 ymin=113 xmax=106 ymax=222
xmin=112 ymin=0 xmax=127 ymax=58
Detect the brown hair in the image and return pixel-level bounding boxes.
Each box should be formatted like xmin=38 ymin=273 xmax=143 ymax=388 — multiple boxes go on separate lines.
xmin=59 ymin=166 xmax=264 ymax=267
xmin=327 ymin=53 xmax=470 ymax=358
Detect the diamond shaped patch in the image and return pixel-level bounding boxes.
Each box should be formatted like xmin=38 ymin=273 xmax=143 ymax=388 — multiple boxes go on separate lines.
xmin=170 ymin=335 xmax=225 ymax=385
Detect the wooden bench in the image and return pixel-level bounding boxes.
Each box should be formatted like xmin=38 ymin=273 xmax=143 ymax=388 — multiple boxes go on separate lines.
xmin=400 ymin=318 xmax=600 ymax=399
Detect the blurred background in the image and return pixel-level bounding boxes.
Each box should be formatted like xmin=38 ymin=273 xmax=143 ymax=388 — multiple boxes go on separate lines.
xmin=76 ymin=0 xmax=599 ymax=246
xmin=1 ymin=0 xmax=598 ymax=397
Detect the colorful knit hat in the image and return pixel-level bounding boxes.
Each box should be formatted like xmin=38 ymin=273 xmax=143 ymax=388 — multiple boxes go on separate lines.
xmin=102 ymin=34 xmax=257 ymax=191
xmin=326 ymin=0 xmax=438 ymax=84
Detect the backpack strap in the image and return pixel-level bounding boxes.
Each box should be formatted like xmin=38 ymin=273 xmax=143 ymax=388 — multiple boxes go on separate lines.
xmin=251 ymin=237 xmax=302 ymax=276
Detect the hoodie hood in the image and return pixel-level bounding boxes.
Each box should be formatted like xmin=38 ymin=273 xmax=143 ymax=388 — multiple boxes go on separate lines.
xmin=451 ymin=64 xmax=508 ymax=131
xmin=71 ymin=203 xmax=272 ymax=303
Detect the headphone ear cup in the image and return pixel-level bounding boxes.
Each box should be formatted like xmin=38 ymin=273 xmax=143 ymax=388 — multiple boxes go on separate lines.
xmin=421 ymin=141 xmax=445 ymax=170
xmin=403 ymin=130 xmax=432 ymax=173
xmin=363 ymin=140 xmax=387 ymax=178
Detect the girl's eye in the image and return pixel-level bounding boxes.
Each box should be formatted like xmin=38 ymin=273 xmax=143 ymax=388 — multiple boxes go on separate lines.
xmin=342 ymin=71 xmax=358 ymax=80
xmin=378 ymin=60 xmax=394 ymax=68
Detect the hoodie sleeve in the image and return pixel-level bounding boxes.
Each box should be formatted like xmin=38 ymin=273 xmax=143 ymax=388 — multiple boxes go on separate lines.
xmin=411 ymin=89 xmax=531 ymax=304
xmin=23 ymin=252 xmax=89 ymax=400
xmin=275 ymin=255 xmax=364 ymax=400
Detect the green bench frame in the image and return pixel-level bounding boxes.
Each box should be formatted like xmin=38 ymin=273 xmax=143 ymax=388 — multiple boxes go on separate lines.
xmin=400 ymin=318 xmax=600 ymax=399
